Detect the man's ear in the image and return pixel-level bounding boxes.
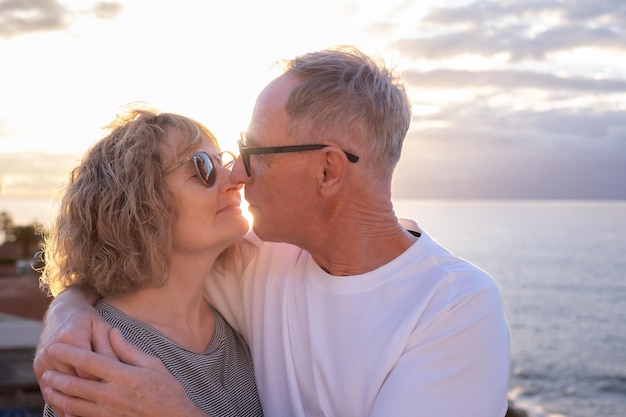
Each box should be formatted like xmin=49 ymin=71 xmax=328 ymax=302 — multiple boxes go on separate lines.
xmin=318 ymin=148 xmax=348 ymax=196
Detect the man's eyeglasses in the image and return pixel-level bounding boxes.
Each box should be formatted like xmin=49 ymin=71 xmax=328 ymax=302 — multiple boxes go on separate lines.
xmin=164 ymin=151 xmax=236 ymax=188
xmin=238 ymin=132 xmax=359 ymax=177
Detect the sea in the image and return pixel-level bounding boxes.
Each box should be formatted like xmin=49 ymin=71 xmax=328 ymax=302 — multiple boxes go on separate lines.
xmin=393 ymin=199 xmax=626 ymax=417
xmin=1 ymin=198 xmax=625 ymax=417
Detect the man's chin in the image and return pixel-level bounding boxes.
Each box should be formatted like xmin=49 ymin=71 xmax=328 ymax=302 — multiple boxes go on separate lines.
xmin=247 ymin=207 xmax=282 ymax=242
xmin=251 ymin=223 xmax=279 ymax=243
xmin=251 ymin=224 xmax=266 ymax=240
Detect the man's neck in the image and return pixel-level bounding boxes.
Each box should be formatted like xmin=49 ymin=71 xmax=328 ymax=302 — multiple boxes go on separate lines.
xmin=305 ymin=215 xmax=419 ymax=276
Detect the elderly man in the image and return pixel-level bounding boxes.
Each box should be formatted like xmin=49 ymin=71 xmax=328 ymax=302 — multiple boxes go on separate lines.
xmin=35 ymin=46 xmax=510 ymax=417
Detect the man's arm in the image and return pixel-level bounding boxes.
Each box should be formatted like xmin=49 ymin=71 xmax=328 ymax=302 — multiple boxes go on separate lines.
xmin=41 ymin=329 xmax=210 ymax=417
xmin=33 ymin=285 xmax=114 ymax=417
xmin=34 ymin=285 xmax=111 ymax=382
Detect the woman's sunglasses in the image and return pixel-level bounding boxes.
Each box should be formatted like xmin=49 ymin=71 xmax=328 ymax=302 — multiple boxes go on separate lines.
xmin=164 ymin=151 xmax=236 ymax=188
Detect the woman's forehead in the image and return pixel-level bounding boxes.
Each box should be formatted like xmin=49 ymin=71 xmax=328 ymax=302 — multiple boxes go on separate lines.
xmin=164 ymin=127 xmax=217 ymax=153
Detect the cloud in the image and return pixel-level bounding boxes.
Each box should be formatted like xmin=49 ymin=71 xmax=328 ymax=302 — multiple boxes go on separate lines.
xmin=390 ymin=77 xmax=626 ymax=199
xmin=511 ymin=109 xmax=626 ymax=144
xmin=0 ymin=152 xmax=76 ymax=198
xmin=392 ymin=128 xmax=626 ymax=200
xmin=405 ymin=69 xmax=626 ymax=93
xmin=412 ymin=96 xmax=626 ymax=148
xmin=0 ymin=0 xmax=123 ymax=38
xmin=91 ymin=1 xmax=123 ymax=19
xmin=370 ymin=1 xmax=626 ymax=198
xmin=424 ymin=0 xmax=626 ymax=26
xmin=551 ymin=0 xmax=626 ymax=25
xmin=394 ymin=27 xmax=625 ymax=61
xmin=392 ymin=0 xmax=626 ymax=60
xmin=1 ymin=0 xmax=623 ymax=201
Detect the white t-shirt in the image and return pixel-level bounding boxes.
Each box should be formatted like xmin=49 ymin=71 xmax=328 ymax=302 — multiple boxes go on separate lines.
xmin=205 ymin=227 xmax=510 ymax=417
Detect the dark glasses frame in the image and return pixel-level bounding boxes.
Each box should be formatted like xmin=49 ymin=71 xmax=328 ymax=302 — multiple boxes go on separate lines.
xmin=164 ymin=150 xmax=236 ymax=188
xmin=238 ymin=132 xmax=359 ymax=177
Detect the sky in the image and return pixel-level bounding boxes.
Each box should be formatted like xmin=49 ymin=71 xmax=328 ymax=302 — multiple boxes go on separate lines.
xmin=1 ymin=0 xmax=625 ymax=224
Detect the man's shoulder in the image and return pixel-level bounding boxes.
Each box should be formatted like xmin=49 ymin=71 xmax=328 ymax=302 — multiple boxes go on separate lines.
xmin=414 ymin=234 xmax=500 ymax=296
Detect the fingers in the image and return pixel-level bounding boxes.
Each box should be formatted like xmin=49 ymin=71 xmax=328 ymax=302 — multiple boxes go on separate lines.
xmin=43 ymin=335 xmax=200 ymax=417
xmin=44 ymin=386 xmax=99 ymax=417
xmin=42 ymin=370 xmax=103 ymax=416
xmin=43 ymin=341 xmax=171 ymax=417
xmin=48 ymin=343 xmax=118 ymax=382
xmin=34 ymin=343 xmax=79 ymax=394
xmin=78 ymin=325 xmax=115 ymax=380
xmin=109 ymin=329 xmax=164 ymax=370
xmin=91 ymin=320 xmax=116 ymax=359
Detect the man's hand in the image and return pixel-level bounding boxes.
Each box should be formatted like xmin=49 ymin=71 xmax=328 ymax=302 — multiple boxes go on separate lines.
xmin=42 ymin=329 xmax=207 ymax=417
xmin=33 ymin=285 xmax=112 ymax=417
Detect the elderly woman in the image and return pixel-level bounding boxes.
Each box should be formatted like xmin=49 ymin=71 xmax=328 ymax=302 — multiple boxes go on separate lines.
xmin=39 ymin=107 xmax=263 ymax=417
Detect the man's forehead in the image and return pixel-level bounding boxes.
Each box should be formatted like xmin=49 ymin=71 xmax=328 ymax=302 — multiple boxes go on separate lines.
xmin=246 ymin=110 xmax=291 ymax=147
xmin=254 ymin=73 xmax=300 ymax=112
xmin=245 ymin=73 xmax=300 ymax=145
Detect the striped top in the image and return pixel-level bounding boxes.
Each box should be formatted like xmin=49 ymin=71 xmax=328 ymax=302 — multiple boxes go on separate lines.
xmin=44 ymin=300 xmax=263 ymax=417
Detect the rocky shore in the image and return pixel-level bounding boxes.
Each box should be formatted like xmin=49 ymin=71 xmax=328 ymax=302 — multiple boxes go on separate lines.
xmin=506 ymin=399 xmax=565 ymax=417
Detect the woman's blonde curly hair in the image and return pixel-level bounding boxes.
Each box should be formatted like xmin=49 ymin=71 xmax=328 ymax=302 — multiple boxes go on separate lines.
xmin=40 ymin=106 xmax=248 ymax=297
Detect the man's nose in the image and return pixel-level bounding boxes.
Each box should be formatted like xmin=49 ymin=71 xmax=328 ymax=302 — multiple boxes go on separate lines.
xmin=229 ymin=156 xmax=251 ymax=184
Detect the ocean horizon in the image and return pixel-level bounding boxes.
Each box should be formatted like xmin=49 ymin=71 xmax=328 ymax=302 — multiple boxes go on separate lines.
xmin=2 ymin=196 xmax=625 ymax=227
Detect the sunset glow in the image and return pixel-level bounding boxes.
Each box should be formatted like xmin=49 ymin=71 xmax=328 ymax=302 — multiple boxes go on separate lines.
xmin=1 ymin=0 xmax=625 ymax=225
